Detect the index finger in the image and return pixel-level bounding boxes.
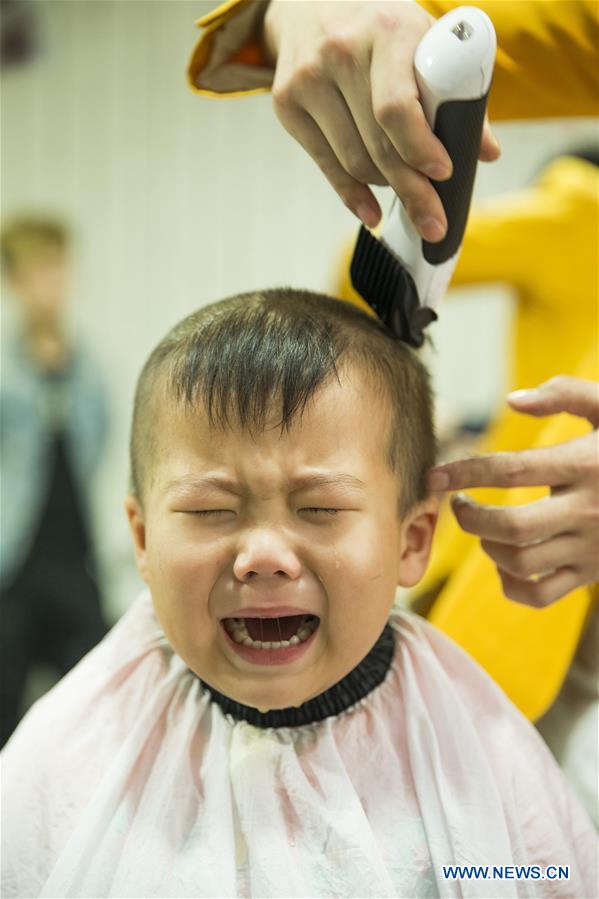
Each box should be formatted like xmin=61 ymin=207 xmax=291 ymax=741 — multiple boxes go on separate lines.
xmin=370 ymin=38 xmax=452 ymax=181
xmin=508 ymin=376 xmax=599 ymax=429
xmin=427 ymin=444 xmax=579 ymax=492
xmin=368 ymin=4 xmax=452 ymax=176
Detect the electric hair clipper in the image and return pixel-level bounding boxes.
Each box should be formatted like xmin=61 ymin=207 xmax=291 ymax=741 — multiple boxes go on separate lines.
xmin=350 ymin=7 xmax=496 ymax=347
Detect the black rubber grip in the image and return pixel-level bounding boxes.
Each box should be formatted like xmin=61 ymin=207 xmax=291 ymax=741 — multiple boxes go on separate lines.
xmin=350 ymin=226 xmax=438 ymax=347
xmin=422 ymin=92 xmax=489 ymax=265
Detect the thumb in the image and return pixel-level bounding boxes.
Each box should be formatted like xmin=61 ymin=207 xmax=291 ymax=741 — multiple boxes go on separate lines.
xmin=507 ymin=376 xmax=599 ymax=428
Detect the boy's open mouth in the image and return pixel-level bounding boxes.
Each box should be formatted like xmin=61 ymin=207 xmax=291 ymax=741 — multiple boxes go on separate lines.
xmin=222 ymin=614 xmax=319 ymax=650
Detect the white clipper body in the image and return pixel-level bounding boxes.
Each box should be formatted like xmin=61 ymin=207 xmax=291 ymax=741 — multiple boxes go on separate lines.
xmin=380 ymin=6 xmax=496 ymax=314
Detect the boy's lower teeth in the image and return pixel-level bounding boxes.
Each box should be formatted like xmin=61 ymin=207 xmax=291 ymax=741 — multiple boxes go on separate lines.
xmin=224 ymin=615 xmax=318 ymax=650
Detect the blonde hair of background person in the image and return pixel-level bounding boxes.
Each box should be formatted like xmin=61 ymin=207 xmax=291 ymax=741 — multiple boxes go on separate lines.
xmin=186 ymin=0 xmax=599 ymax=725
xmin=2 ymin=217 xmax=71 ymax=373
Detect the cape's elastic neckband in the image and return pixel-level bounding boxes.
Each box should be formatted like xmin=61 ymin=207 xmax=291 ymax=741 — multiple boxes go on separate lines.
xmin=199 ymin=624 xmax=396 ymax=728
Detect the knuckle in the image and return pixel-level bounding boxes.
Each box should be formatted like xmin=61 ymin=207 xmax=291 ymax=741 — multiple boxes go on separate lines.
xmin=293 ymin=59 xmax=324 ymax=89
xmin=320 ymin=29 xmax=358 ymax=65
xmin=316 ymin=155 xmax=343 ymax=183
xmin=533 ymin=580 xmax=558 ymax=607
xmin=503 ymin=583 xmax=521 ymax=603
xmin=501 ymin=573 xmax=539 ymax=607
xmin=497 ymin=453 xmax=528 ymax=487
xmin=453 ymin=501 xmax=476 ymax=530
xmin=578 ymin=451 xmax=599 ymax=480
xmin=372 ymin=7 xmax=403 ymax=31
xmin=488 ymin=539 xmax=534 ymax=577
xmin=373 ymin=95 xmax=410 ymax=131
xmin=544 ymin=375 xmax=570 ymax=392
xmin=498 ymin=570 xmax=520 ymax=603
xmin=403 ymin=192 xmax=435 ymax=225
xmin=502 ymin=511 xmax=532 ymax=544
xmin=400 ymin=178 xmax=440 ymax=221
xmin=341 ymin=151 xmax=377 ymax=184
xmin=398 ymin=144 xmax=427 ymax=170
xmin=581 ymin=501 xmax=599 ymax=530
xmin=272 ymin=82 xmax=294 ymax=114
xmin=510 ymin=548 xmax=535 ymax=577
xmin=367 ymin=171 xmax=391 ymax=187
xmin=369 ymin=133 xmax=398 ymax=168
xmin=402 ymin=194 xmax=426 ymax=218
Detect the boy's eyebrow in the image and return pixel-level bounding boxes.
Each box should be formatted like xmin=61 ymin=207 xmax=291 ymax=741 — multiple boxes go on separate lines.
xmin=164 ymin=472 xmax=366 ymax=495
xmin=165 ymin=475 xmax=243 ymax=495
xmin=288 ymin=473 xmax=366 ymax=492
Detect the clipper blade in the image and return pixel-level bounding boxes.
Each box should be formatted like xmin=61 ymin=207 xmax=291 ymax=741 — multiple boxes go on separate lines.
xmin=350 ymin=226 xmax=437 ymax=348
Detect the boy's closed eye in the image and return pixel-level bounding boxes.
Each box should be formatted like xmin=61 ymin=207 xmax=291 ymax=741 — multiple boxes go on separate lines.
xmin=186 ymin=509 xmax=236 ymax=517
xmin=176 ymin=507 xmax=346 ymax=518
xmin=292 ymin=506 xmax=352 ymax=517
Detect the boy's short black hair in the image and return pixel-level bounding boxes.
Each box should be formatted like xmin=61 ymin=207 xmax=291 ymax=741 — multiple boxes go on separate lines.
xmin=130 ymin=288 xmax=436 ymax=515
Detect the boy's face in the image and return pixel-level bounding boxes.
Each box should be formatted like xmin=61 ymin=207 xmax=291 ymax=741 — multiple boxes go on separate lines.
xmin=126 ymin=369 xmax=437 ymax=711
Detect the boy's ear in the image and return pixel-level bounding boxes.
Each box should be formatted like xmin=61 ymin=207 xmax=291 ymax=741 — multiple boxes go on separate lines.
xmin=397 ymin=496 xmax=439 ymax=588
xmin=124 ymin=494 xmax=149 ymax=583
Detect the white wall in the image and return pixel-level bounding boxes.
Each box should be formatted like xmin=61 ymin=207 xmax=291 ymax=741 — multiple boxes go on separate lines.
xmin=2 ymin=1 xmax=596 ymax=618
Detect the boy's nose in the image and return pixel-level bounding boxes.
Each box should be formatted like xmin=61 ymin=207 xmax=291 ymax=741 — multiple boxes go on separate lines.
xmin=233 ymin=530 xmax=302 ymax=582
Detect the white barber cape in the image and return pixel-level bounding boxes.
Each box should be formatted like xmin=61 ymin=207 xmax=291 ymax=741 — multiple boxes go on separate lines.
xmin=1 ymin=592 xmax=596 ymax=899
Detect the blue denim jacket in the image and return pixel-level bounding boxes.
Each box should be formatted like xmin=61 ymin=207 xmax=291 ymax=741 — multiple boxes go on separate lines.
xmin=1 ymin=328 xmax=109 ymax=588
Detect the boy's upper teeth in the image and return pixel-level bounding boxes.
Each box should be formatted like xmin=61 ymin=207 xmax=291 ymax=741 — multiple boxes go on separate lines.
xmin=223 ymin=614 xmax=318 ymax=649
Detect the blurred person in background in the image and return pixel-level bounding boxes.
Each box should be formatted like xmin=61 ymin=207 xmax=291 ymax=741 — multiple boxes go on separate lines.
xmin=0 ymin=215 xmax=109 ymax=748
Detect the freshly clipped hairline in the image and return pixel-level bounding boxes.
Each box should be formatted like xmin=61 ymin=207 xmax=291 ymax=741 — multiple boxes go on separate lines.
xmin=129 ymin=288 xmax=436 ymax=513
xmin=129 ymin=359 xmax=432 ymax=522
xmin=130 ymin=360 xmax=395 ymax=489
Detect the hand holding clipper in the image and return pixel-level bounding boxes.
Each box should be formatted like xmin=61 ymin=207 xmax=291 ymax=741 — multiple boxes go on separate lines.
xmin=351 ymin=7 xmax=496 ymax=347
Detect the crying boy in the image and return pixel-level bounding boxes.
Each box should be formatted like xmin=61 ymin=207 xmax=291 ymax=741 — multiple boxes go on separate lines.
xmin=2 ymin=289 xmax=596 ymax=899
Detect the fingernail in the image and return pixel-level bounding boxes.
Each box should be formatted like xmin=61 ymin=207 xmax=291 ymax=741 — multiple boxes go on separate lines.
xmin=427 ymin=468 xmax=450 ymax=491
xmin=355 ymin=203 xmax=380 ymax=229
xmin=507 ymin=388 xmax=541 ymax=403
xmin=424 ymin=162 xmax=452 ymax=181
xmin=416 ymin=216 xmax=446 ymax=242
